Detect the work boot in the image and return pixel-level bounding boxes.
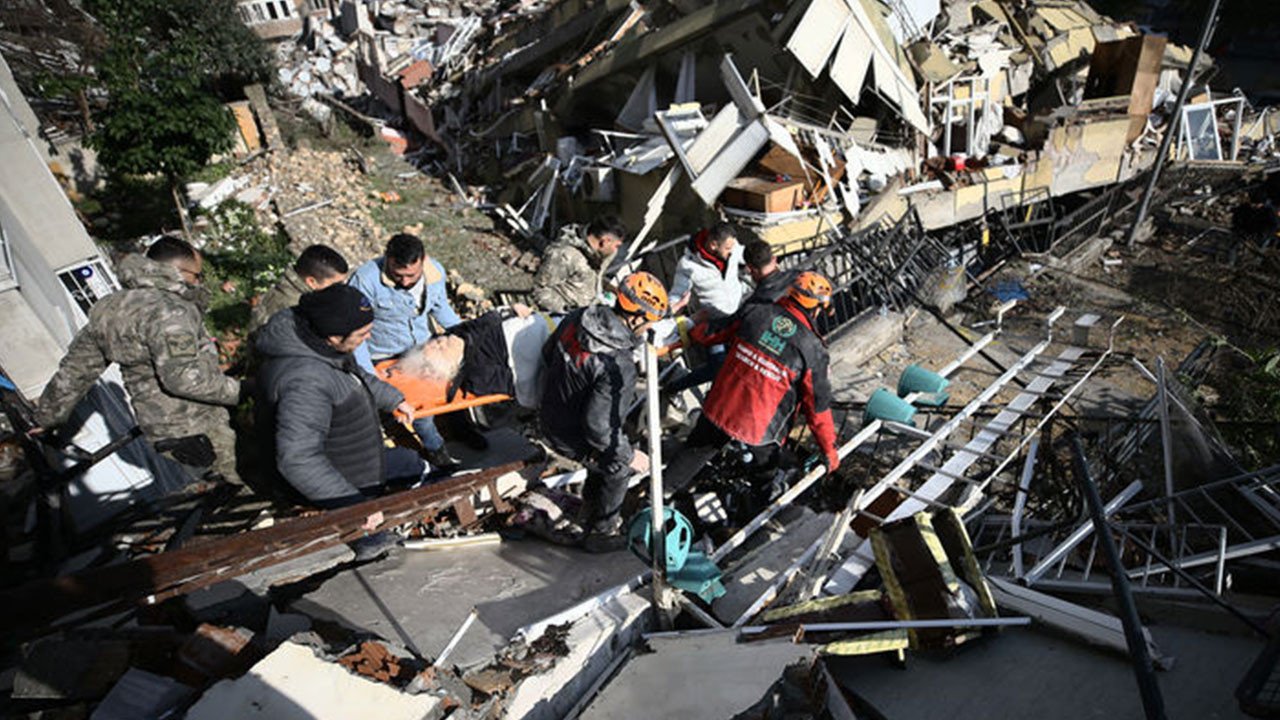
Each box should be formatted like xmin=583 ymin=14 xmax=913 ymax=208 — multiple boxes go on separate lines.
xmin=425 ymin=446 xmax=461 ymax=472
xmin=582 ymin=530 xmax=627 ymax=554
xmin=348 ymin=531 xmax=400 ymax=562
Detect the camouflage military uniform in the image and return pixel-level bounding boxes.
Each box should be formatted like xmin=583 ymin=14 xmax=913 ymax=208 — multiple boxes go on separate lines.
xmin=36 ymin=254 xmax=243 ymax=483
xmin=531 ymin=224 xmax=614 ymax=314
xmin=249 ymin=267 xmax=309 ymax=334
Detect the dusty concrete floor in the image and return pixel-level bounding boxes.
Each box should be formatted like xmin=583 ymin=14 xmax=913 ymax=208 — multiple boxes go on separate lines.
xmin=579 ymin=624 xmax=1261 ymax=720
xmin=583 ymin=633 xmax=813 ymax=719
xmin=290 ymin=540 xmax=642 ymax=669
xmin=829 ymin=624 xmax=1260 ymax=720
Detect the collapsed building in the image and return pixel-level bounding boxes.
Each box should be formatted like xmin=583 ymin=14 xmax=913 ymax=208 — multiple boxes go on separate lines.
xmin=3 ymin=0 xmax=1280 ymax=718
xmin=264 ymin=0 xmax=1278 ymax=326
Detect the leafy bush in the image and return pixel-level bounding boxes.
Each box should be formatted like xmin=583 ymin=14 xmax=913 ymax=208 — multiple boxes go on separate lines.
xmin=199 ymin=200 xmax=291 ymax=341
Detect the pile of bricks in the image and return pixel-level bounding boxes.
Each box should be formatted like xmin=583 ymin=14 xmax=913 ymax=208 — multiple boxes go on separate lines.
xmin=337 ymin=640 xmax=415 ymax=685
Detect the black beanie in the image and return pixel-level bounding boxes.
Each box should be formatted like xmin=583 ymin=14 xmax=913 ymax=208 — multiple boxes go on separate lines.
xmin=297 ymin=284 xmax=374 ymax=338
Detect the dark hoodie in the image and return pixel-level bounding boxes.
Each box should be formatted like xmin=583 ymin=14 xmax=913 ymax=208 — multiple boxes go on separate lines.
xmin=255 ymin=308 xmax=405 ymax=506
xmin=538 ymin=304 xmax=640 ymax=478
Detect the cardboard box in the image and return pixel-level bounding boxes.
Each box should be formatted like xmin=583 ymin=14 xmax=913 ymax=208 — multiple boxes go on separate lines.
xmin=721 ymin=176 xmax=805 ymax=213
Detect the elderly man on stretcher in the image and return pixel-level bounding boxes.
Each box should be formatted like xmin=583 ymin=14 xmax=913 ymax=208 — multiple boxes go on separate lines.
xmin=373 ymin=303 xmax=685 ymax=420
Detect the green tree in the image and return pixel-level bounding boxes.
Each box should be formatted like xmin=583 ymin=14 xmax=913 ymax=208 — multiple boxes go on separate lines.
xmin=83 ymin=0 xmax=272 ymax=230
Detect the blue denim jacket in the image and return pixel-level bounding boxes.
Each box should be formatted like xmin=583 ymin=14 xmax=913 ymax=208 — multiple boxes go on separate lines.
xmin=348 ymin=257 xmax=461 ymax=367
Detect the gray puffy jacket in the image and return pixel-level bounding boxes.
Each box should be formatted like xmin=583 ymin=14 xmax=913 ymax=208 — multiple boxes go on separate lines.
xmin=255 ymin=309 xmax=405 ymax=506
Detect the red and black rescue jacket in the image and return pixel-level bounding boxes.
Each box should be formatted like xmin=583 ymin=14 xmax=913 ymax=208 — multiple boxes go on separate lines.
xmin=696 ymin=299 xmax=838 ymax=466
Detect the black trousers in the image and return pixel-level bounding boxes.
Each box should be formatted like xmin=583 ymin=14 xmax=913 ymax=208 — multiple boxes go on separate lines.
xmin=547 ymin=436 xmax=633 ymax=535
xmin=663 ymin=416 xmax=784 ymax=498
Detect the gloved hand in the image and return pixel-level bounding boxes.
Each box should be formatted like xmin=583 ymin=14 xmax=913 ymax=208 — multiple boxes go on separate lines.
xmin=824 ymin=448 xmax=841 ymax=474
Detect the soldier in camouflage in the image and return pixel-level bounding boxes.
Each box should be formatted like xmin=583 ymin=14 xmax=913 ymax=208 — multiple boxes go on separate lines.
xmin=531 ymin=216 xmax=627 ymax=314
xmin=36 ymin=236 xmax=245 ymax=485
xmin=248 ymin=244 xmax=350 ymax=334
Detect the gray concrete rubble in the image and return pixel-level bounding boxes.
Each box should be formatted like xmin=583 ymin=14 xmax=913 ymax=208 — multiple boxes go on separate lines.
xmin=186 ymin=641 xmax=441 ymax=720
xmin=6 ymin=0 xmax=1280 ymax=717
xmin=290 ymin=541 xmax=640 ymax=669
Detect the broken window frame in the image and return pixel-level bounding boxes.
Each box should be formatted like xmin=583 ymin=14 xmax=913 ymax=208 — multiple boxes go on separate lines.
xmin=929 ymin=75 xmax=992 ymax=158
xmin=1176 ymin=97 xmax=1244 ymax=162
xmin=56 ymin=258 xmax=120 ymax=318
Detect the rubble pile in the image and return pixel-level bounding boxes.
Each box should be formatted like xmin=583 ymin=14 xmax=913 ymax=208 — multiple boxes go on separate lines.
xmin=258 ymin=146 xmax=384 ymax=260
xmin=252 ymin=0 xmax=1276 ymax=319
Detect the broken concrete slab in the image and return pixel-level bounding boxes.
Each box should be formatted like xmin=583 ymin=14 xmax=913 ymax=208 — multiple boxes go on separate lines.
xmin=583 ymin=633 xmax=813 ymax=718
xmin=290 ymin=539 xmax=641 ymax=669
xmin=89 ymin=668 xmax=196 ymax=720
xmin=13 ymin=638 xmax=131 ymax=701
xmin=185 ymin=641 xmax=439 ymax=720
xmin=504 ymin=590 xmax=650 ymax=720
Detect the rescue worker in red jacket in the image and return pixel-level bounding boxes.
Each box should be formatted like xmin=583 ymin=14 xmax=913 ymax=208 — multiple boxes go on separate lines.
xmin=539 ymin=272 xmax=669 ymax=552
xmin=665 ymin=271 xmax=840 ymax=497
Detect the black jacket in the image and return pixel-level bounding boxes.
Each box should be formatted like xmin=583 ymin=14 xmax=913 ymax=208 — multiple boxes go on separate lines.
xmin=539 ymin=305 xmax=639 ymax=478
xmin=255 ymin=309 xmax=405 ymax=506
xmin=747 ymin=269 xmax=796 ymax=306
xmin=447 ymin=311 xmax=515 ymax=401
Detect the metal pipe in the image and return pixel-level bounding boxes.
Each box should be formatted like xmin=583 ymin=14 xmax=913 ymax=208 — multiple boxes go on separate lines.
xmin=433 ymin=607 xmax=479 ymax=668
xmin=643 ymin=616 xmax=1033 ymax=642
xmin=645 ymin=336 xmax=672 ymax=628
xmin=1156 ymin=358 xmax=1176 ymax=526
xmin=1070 ymin=436 xmax=1167 ymax=720
xmin=1012 ymin=438 xmax=1040 ymax=578
xmin=1112 ymin=524 xmax=1270 ymax=639
xmin=1024 ymin=480 xmax=1143 ymax=585
xmin=1125 ymin=0 xmax=1224 ymax=248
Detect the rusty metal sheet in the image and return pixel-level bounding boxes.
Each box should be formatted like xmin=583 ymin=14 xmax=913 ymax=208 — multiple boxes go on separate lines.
xmin=0 ymin=462 xmax=525 ymax=635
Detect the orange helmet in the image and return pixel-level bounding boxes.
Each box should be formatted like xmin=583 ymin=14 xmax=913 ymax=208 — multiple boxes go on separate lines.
xmin=617 ymin=271 xmax=669 ymax=322
xmin=788 ymin=271 xmax=833 ymax=313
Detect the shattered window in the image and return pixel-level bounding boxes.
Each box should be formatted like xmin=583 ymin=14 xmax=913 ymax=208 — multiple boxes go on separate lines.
xmin=267 ymin=2 xmax=279 ymax=20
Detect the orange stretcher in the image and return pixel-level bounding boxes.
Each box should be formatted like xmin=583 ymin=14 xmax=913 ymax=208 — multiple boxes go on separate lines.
xmin=373 ymin=314 xmax=690 ymax=419
xmin=374 ymin=359 xmax=511 ymax=419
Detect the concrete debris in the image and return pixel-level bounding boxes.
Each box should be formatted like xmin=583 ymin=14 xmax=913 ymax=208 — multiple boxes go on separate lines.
xmin=178 ymin=623 xmax=259 ymax=680
xmin=185 ymin=641 xmax=441 ymax=720
xmin=254 ymin=146 xmax=385 ymax=259
xmin=88 ymin=668 xmax=196 ymax=720
xmin=12 ymin=639 xmax=132 ymax=701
